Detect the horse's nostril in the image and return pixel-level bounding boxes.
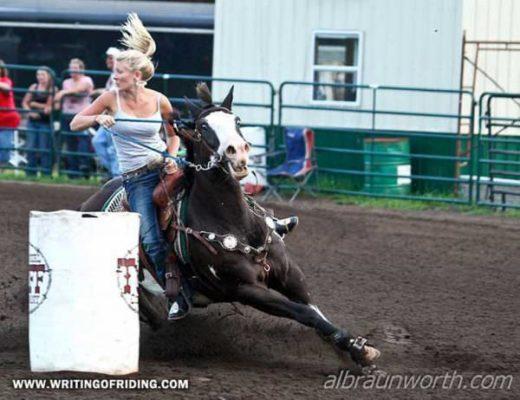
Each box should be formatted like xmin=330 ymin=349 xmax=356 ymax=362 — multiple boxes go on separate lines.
xmin=226 ymin=146 xmax=236 ymax=155
xmin=244 ymin=143 xmax=250 ymax=152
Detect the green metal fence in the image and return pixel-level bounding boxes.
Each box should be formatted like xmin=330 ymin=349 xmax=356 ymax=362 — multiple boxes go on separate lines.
xmin=3 ymin=62 xmax=520 ymax=210
xmin=476 ymin=92 xmax=520 ymax=209
xmin=277 ymin=81 xmax=476 ymax=204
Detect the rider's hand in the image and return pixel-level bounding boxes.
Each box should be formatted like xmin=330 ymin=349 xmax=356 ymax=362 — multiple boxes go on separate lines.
xmin=95 ymin=114 xmax=116 ymax=128
xmin=164 ymin=158 xmax=178 ymax=175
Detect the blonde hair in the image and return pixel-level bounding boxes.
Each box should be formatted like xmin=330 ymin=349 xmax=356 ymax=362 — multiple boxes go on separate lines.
xmin=116 ymin=13 xmax=156 ymax=84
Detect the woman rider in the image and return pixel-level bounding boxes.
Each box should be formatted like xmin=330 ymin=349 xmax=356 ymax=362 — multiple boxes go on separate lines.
xmin=70 ymin=13 xmax=189 ymax=318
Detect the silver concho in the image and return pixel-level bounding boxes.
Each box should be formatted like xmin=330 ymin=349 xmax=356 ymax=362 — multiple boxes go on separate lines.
xmin=208 ymin=233 xmax=216 ymax=240
xmin=223 ymin=235 xmax=238 ymax=250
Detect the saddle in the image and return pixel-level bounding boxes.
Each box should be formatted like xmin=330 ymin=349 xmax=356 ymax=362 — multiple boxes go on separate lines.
xmin=152 ymin=168 xmax=185 ymax=233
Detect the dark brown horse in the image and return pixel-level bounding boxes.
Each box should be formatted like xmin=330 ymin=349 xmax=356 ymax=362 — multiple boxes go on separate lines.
xmin=80 ymin=84 xmax=380 ymax=369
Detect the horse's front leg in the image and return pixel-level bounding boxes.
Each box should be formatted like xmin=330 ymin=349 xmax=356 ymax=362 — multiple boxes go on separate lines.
xmin=234 ymin=283 xmax=380 ymax=367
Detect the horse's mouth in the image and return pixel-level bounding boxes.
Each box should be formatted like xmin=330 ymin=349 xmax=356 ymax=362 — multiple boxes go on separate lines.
xmin=229 ymin=161 xmax=249 ymax=180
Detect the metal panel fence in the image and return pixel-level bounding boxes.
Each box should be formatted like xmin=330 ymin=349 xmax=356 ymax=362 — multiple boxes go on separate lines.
xmin=2 ymin=63 xmax=520 ymax=209
xmin=476 ymin=92 xmax=520 ymax=210
xmin=277 ymin=81 xmax=476 ymax=204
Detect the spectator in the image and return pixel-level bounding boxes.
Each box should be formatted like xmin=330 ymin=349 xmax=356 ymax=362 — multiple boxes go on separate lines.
xmin=54 ymin=58 xmax=94 ymax=178
xmin=22 ymin=68 xmax=57 ymax=176
xmin=91 ymin=47 xmax=121 ymax=179
xmin=0 ymin=60 xmax=21 ymax=166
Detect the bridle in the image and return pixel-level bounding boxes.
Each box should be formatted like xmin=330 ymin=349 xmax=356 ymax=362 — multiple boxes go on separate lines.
xmin=173 ymin=106 xmax=238 ymax=174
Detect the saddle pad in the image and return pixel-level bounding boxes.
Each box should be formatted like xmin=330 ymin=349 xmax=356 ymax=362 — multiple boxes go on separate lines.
xmin=102 ymin=187 xmax=127 ymax=212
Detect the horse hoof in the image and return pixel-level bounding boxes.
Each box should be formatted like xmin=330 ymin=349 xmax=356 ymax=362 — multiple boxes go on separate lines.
xmin=360 ymin=345 xmax=381 ymax=366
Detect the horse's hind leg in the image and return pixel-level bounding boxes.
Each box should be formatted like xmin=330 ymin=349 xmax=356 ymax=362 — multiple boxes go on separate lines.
xmin=234 ymin=283 xmax=380 ymax=367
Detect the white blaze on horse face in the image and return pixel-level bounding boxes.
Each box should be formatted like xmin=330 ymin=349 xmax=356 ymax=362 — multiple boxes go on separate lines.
xmin=205 ymin=111 xmax=250 ymax=174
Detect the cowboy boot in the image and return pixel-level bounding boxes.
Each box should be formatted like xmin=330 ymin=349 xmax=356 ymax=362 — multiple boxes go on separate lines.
xmin=244 ymin=194 xmax=299 ymax=237
xmin=273 ymin=216 xmax=299 ymax=236
xmin=168 ymin=278 xmax=192 ymax=321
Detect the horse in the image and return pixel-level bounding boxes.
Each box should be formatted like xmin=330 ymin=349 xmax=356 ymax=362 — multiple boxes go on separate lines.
xmin=80 ymin=83 xmax=381 ymax=369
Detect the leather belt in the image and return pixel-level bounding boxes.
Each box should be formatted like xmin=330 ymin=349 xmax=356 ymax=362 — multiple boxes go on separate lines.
xmin=122 ymin=159 xmax=163 ymax=180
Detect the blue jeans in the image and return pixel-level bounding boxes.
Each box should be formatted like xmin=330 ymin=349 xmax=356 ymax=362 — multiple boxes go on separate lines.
xmin=92 ymin=127 xmax=120 ymax=177
xmin=0 ymin=128 xmax=14 ymax=164
xmin=26 ymin=120 xmax=53 ymax=175
xmin=123 ymin=169 xmax=165 ymax=280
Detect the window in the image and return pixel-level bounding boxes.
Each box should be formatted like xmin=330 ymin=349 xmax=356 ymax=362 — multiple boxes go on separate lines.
xmin=312 ymin=31 xmax=362 ymax=104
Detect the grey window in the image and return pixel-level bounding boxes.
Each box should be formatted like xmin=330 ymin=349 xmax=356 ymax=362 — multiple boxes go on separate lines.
xmin=312 ymin=33 xmax=362 ymax=103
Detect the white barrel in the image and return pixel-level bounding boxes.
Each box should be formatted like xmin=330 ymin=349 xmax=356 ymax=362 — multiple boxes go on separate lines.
xmin=28 ymin=211 xmax=141 ymax=375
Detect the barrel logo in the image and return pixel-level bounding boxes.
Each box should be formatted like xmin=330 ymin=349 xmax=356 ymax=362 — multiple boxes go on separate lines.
xmin=116 ymin=257 xmax=139 ymax=313
xmin=28 ymin=244 xmax=52 ymax=314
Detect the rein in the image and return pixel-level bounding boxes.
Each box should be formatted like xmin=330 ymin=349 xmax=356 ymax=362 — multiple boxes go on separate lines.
xmin=105 ymin=120 xmax=226 ymax=173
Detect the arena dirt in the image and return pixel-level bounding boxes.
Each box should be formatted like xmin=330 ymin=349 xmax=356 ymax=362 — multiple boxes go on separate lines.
xmin=0 ymin=181 xmax=518 ymax=399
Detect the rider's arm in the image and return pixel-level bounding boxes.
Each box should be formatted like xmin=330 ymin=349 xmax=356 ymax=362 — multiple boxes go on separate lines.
xmin=70 ymin=91 xmax=114 ymax=131
xmin=160 ymin=94 xmax=180 ymax=157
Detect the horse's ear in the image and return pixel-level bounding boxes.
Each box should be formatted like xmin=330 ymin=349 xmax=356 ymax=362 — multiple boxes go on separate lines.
xmin=221 ymin=85 xmax=234 ymax=111
xmin=184 ymin=96 xmax=202 ymax=119
xmin=195 ymin=82 xmax=213 ymax=106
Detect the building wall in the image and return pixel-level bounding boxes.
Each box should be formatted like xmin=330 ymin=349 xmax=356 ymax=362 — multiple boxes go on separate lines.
xmin=213 ymin=0 xmax=463 ymax=132
xmin=462 ymin=0 xmax=520 ymax=131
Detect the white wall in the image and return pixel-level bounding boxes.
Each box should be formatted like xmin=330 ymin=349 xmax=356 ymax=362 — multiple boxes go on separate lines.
xmin=213 ymin=0 xmax=463 ymax=132
xmin=462 ymin=0 xmax=520 ymax=130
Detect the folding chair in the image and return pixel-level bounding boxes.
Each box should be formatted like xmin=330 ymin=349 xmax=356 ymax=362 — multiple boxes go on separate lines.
xmin=262 ymin=127 xmax=317 ymax=203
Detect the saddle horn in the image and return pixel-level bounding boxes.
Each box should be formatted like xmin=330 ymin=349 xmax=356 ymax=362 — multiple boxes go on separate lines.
xmin=221 ymin=85 xmax=234 ymax=111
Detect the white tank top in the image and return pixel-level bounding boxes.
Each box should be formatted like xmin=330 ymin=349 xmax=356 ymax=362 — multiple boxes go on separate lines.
xmin=111 ymin=89 xmax=166 ymax=173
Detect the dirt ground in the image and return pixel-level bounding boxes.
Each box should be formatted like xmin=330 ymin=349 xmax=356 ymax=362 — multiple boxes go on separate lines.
xmin=0 ymin=181 xmax=518 ymax=399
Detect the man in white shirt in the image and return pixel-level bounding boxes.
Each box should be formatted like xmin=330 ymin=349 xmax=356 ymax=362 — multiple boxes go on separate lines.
xmin=92 ymin=47 xmax=121 ymax=179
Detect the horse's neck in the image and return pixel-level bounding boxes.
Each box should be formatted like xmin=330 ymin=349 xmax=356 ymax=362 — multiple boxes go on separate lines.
xmin=189 ymin=169 xmax=249 ymax=224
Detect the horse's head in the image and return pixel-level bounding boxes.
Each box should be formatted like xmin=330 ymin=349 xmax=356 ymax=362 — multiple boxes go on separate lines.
xmin=183 ymin=83 xmax=250 ymax=180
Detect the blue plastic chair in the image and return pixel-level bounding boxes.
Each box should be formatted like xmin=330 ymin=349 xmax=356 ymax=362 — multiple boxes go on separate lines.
xmin=262 ymin=127 xmax=317 ymax=203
